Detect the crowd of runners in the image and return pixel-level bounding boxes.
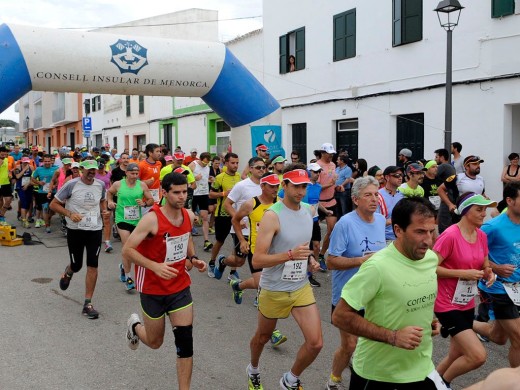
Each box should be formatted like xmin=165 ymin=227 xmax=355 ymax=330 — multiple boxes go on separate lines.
xmin=1 ymin=140 xmax=520 ymax=390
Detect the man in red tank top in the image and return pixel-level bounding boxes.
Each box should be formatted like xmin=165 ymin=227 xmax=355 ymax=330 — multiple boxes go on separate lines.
xmin=122 ymin=172 xmax=206 ymax=390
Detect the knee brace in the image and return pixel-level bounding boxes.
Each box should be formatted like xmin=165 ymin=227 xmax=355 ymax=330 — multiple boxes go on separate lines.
xmin=173 ymin=325 xmax=193 ymax=358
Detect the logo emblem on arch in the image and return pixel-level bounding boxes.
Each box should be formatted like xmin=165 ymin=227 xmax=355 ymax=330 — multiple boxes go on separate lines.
xmin=110 ymin=39 xmax=149 ymax=74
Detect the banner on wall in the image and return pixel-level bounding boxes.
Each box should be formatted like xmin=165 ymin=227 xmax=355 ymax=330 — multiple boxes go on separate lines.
xmin=250 ymin=125 xmax=285 ymax=158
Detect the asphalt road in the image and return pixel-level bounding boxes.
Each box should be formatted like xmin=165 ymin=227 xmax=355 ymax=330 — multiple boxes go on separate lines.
xmin=0 ymin=207 xmax=511 ymax=389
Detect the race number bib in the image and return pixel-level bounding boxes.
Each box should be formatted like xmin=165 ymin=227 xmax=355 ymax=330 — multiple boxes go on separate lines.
xmin=164 ymin=233 xmax=189 ymax=263
xmin=503 ymin=282 xmax=520 ymax=306
xmin=451 ymin=279 xmax=478 ymax=305
xmin=78 ymin=210 xmax=97 ymax=228
xmin=281 ymin=260 xmax=307 ymax=282
xmin=124 ymin=206 xmax=140 ymax=221
xmin=21 ymin=177 xmax=30 ymax=186
xmin=42 ymin=182 xmax=50 ymax=192
xmin=429 ymin=196 xmax=441 ymax=210
xmin=150 ymin=189 xmax=160 ymax=203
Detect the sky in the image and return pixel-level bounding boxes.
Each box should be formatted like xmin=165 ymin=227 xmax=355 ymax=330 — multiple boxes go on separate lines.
xmin=0 ymin=0 xmax=263 ymax=123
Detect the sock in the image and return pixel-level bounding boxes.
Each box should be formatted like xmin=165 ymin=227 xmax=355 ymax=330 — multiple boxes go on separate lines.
xmin=248 ymin=363 xmax=259 ymax=375
xmin=125 ymin=273 xmax=131 ymax=280
xmin=285 ymin=371 xmax=298 ymax=386
xmin=105 ymin=240 xmax=110 ymax=244
xmin=230 ymin=270 xmax=237 ymax=276
xmin=132 ymin=321 xmax=141 ymax=335
xmin=441 ymin=376 xmax=450 ymax=387
xmin=209 ymin=259 xmax=215 ymax=266
xmin=330 ymin=374 xmax=342 ymax=383
xmin=84 ymin=299 xmax=91 ymax=306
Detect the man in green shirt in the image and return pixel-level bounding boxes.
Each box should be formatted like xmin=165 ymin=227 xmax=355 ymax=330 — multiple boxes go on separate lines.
xmin=332 ymin=197 xmax=447 ymax=389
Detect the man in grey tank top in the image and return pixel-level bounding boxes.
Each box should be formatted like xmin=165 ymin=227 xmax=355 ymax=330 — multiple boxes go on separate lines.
xmin=246 ymin=164 xmax=322 ymax=390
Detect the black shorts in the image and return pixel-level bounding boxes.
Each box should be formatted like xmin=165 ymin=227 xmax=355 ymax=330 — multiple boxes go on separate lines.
xmin=0 ymin=184 xmax=13 ymax=198
xmin=247 ymin=252 xmax=263 ymax=274
xmin=311 ymin=220 xmax=321 ymax=242
xmin=350 ymin=369 xmax=437 ymax=390
xmin=116 ymin=222 xmax=137 ymax=233
xmin=140 ymin=287 xmax=193 ymax=319
xmin=66 ymin=228 xmax=102 ymax=271
xmin=192 ymin=195 xmax=209 ymax=211
xmin=208 ymin=198 xmax=217 ymax=206
xmin=479 ymin=290 xmax=520 ymax=320
xmin=214 ymin=216 xmax=232 ymax=243
xmin=318 ymin=204 xmax=337 ymax=220
xmin=231 ymin=233 xmax=248 ymax=258
xmin=35 ymin=192 xmax=53 ymax=210
xmin=435 ymin=308 xmax=474 ymax=337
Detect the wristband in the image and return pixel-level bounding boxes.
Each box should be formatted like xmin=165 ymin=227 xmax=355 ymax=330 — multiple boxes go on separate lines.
xmin=391 ymin=330 xmax=397 ymax=347
xmin=189 ymin=256 xmax=199 ymax=262
xmin=287 ymin=250 xmax=294 ymax=260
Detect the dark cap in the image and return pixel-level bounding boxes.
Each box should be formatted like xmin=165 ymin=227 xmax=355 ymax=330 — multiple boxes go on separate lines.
xmin=406 ymin=163 xmax=427 ymax=174
xmin=92 ymin=147 xmax=100 ymax=152
xmin=367 ymin=165 xmax=381 ymax=177
xmin=463 ymin=155 xmax=484 ymax=167
xmin=127 ymin=163 xmax=139 ymax=171
xmin=383 ymin=166 xmax=404 ymax=176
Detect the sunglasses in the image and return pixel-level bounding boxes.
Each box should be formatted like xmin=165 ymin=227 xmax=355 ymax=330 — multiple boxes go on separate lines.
xmin=390 ymin=174 xmax=403 ymax=178
xmin=252 ymin=165 xmax=266 ymax=170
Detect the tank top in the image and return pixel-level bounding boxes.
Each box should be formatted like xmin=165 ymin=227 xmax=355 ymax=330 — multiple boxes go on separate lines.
xmin=57 ymin=167 xmax=67 ymax=190
xmin=135 ymin=205 xmax=192 ymax=295
xmin=115 ymin=178 xmax=144 ymax=225
xmin=506 ymin=164 xmax=519 ymax=178
xmin=248 ymin=197 xmax=274 ymax=254
xmin=259 ymin=201 xmax=313 ymax=292
xmin=192 ymin=161 xmax=210 ymax=196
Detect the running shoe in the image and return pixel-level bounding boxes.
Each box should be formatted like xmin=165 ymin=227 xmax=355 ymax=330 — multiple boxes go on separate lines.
xmin=279 ymin=373 xmax=302 ymax=390
xmin=326 ymin=379 xmax=346 ymax=390
xmin=104 ymin=241 xmax=113 ymax=253
xmin=207 ymin=262 xmax=215 ymax=278
xmin=59 ymin=266 xmax=73 ymax=291
xmin=45 ymin=226 xmax=51 ymax=233
xmin=229 ymin=279 xmax=243 ymax=304
xmin=82 ymin=303 xmax=99 ymax=319
xmin=270 ymin=329 xmax=287 ymax=347
xmin=208 ymin=227 xmax=215 ymax=235
xmin=28 ymin=217 xmax=35 ymax=223
xmin=247 ymin=367 xmax=263 ymax=390
xmin=308 ymin=275 xmax=321 ymax=287
xmin=318 ymin=254 xmax=327 ymax=272
xmin=191 ymin=227 xmax=200 ymax=236
xmin=126 ymin=277 xmax=135 ymax=291
xmin=476 ymin=333 xmax=489 ymax=343
xmin=203 ymin=240 xmax=213 ymax=252
xmin=0 ymin=217 xmax=8 ymax=226
xmin=119 ymin=263 xmax=126 ymax=282
xmin=213 ymin=254 xmax=226 ymax=280
xmin=112 ymin=224 xmax=120 ymax=240
xmin=227 ymin=270 xmax=240 ymax=283
xmin=127 ymin=313 xmax=141 ymax=350
xmin=34 ymin=219 xmax=43 ymax=228
xmin=22 ymin=219 xmax=30 ymax=229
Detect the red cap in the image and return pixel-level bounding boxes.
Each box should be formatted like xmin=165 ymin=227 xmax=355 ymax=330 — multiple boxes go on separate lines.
xmin=174 ymin=167 xmax=189 ymax=175
xmin=174 ymin=152 xmax=185 ymax=160
xmin=21 ymin=157 xmax=31 ymax=163
xmin=164 ymin=155 xmax=173 ymax=162
xmin=256 ymin=144 xmax=268 ymax=152
xmin=282 ymin=169 xmax=311 ymax=185
xmin=260 ymin=174 xmax=280 ymax=186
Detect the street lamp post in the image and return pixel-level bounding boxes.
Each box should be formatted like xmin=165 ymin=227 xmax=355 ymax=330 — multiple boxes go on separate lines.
xmin=434 ymin=0 xmax=464 ymax=151
xmin=83 ymin=99 xmax=90 ymax=151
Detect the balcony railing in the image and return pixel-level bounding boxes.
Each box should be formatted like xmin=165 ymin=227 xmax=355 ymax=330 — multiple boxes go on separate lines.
xmin=52 ymin=107 xmax=65 ymax=123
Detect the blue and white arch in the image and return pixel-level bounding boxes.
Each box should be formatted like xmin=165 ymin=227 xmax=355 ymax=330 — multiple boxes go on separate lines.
xmin=0 ymin=23 xmax=281 ymax=147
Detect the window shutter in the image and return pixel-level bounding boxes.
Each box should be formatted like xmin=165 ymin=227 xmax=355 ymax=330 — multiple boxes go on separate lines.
xmin=333 ymin=14 xmax=346 ymax=61
xmin=403 ymin=0 xmax=422 ymax=44
xmin=346 ymin=9 xmax=356 ymax=59
xmin=279 ymin=34 xmax=287 ymax=74
xmin=492 ymin=0 xmax=515 ymax=18
xmin=295 ymin=27 xmax=305 ymax=70
xmin=393 ymin=0 xmax=402 ymax=46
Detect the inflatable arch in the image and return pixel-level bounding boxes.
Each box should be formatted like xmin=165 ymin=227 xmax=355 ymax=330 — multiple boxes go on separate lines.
xmin=0 ymin=24 xmax=280 ymax=141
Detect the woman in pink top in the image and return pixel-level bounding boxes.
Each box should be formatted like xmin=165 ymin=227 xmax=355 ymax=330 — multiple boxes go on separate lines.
xmin=433 ymin=192 xmax=496 ymax=386
xmin=95 ymin=158 xmax=113 ymax=252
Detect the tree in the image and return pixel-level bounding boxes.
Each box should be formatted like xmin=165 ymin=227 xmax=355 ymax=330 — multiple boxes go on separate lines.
xmin=0 ymin=119 xmax=17 ymax=128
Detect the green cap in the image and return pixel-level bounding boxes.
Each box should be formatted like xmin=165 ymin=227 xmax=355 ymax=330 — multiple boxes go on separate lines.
xmin=80 ymin=160 xmax=98 ymax=170
xmin=271 ymin=156 xmax=287 ymax=164
xmin=61 ymin=158 xmax=72 ymax=165
xmin=425 ymin=160 xmax=437 ymax=169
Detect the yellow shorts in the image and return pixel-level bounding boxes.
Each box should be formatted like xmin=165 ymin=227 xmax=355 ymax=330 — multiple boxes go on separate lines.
xmin=258 ymin=283 xmax=316 ymax=319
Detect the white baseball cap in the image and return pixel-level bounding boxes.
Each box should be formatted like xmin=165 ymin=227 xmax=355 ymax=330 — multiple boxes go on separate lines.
xmin=320 ymin=143 xmax=336 ymax=154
